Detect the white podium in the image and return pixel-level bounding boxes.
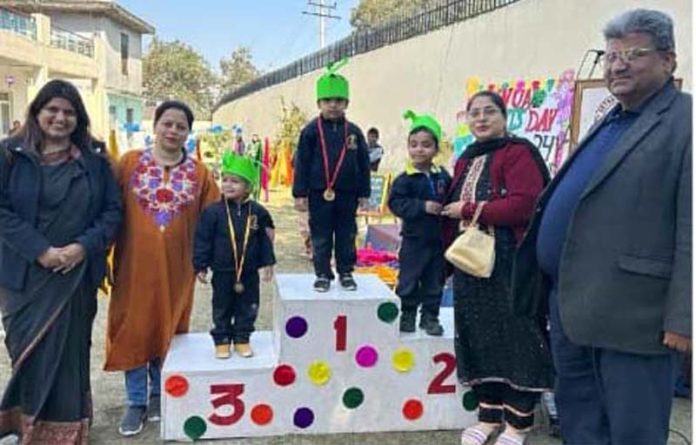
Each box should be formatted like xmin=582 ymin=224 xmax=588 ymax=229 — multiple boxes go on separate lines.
xmin=161 ymin=274 xmax=476 ymax=441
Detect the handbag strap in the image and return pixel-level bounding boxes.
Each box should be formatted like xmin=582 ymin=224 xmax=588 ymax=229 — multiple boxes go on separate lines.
xmin=469 ymin=202 xmax=485 ymax=227
xmin=466 ymin=202 xmax=495 ymax=237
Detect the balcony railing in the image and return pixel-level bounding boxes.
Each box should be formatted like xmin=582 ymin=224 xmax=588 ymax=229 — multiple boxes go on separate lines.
xmin=51 ymin=25 xmax=94 ymax=58
xmin=0 ymin=7 xmax=37 ymax=40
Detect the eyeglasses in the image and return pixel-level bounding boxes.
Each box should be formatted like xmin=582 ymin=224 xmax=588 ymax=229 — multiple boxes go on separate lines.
xmin=466 ymin=107 xmax=501 ymax=119
xmin=604 ymin=47 xmax=658 ymax=64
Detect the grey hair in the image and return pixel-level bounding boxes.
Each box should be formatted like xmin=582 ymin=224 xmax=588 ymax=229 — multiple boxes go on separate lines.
xmin=603 ymin=9 xmax=675 ymax=50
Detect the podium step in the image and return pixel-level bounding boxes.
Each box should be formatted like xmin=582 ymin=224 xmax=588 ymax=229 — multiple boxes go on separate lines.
xmin=161 ymin=274 xmax=475 ymax=441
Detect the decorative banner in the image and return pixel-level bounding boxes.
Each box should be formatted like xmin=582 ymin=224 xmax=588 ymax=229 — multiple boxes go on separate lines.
xmin=455 ymin=69 xmax=576 ymax=175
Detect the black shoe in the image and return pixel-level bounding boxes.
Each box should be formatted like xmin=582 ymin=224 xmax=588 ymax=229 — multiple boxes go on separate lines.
xmin=419 ymin=314 xmax=444 ymax=336
xmin=147 ymin=394 xmax=161 ymax=422
xmin=399 ymin=312 xmax=416 ymax=333
xmin=118 ymin=405 xmax=146 ymax=436
xmin=313 ymin=276 xmax=331 ymax=292
xmin=339 ymin=273 xmax=357 ymax=291
xmin=549 ymin=416 xmax=561 ymax=437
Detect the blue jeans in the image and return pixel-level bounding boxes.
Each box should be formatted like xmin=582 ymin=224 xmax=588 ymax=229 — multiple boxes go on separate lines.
xmin=124 ymin=358 xmax=161 ymax=407
xmin=549 ymin=290 xmax=676 ymax=445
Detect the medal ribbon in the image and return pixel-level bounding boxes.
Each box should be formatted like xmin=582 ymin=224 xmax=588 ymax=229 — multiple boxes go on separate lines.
xmin=225 ymin=200 xmax=252 ymax=288
xmin=317 ymin=117 xmax=349 ymax=192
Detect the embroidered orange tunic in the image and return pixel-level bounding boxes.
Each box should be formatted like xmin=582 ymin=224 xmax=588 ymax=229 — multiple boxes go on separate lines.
xmin=104 ymin=149 xmax=220 ymax=371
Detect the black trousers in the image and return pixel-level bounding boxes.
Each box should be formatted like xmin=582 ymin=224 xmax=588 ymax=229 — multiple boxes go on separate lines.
xmin=210 ymin=271 xmax=259 ymax=344
xmin=308 ymin=190 xmax=358 ymax=278
xmin=473 ymin=382 xmax=540 ymax=430
xmin=396 ymin=239 xmax=444 ymax=316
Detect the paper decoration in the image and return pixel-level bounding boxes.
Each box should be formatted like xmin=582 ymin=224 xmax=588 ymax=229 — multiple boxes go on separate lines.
xmin=392 ymin=348 xmax=416 ymax=373
xmin=307 ymin=360 xmax=332 ymax=385
xmin=355 ymin=345 xmax=379 ymax=368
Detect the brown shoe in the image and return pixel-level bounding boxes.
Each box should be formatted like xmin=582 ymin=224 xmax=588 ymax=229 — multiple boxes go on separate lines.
xmin=215 ymin=343 xmax=231 ymax=359
xmin=234 ymin=343 xmax=253 ymax=358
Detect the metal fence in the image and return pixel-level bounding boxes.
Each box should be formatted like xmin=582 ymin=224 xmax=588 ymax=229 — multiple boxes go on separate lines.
xmin=51 ymin=25 xmax=94 ymax=58
xmin=0 ymin=7 xmax=37 ymax=40
xmin=216 ymin=0 xmax=521 ymax=109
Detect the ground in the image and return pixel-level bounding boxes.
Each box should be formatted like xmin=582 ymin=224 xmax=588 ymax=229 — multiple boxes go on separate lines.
xmin=0 ymin=188 xmax=691 ymax=444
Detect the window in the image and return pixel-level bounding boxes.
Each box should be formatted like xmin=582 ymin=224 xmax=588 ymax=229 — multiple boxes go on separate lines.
xmin=126 ymin=108 xmax=134 ymax=124
xmin=0 ymin=93 xmax=10 ymax=138
xmin=120 ymin=33 xmax=129 ymax=75
xmin=108 ymin=105 xmax=117 ymax=126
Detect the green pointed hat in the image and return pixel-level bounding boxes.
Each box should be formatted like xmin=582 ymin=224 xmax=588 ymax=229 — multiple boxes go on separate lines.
xmin=316 ymin=58 xmax=350 ymax=100
xmin=403 ymin=109 xmax=442 ymax=142
xmin=221 ymin=151 xmax=259 ymax=189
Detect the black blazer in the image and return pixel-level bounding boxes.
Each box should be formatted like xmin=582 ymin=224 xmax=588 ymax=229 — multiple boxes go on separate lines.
xmin=512 ymin=83 xmax=692 ymax=355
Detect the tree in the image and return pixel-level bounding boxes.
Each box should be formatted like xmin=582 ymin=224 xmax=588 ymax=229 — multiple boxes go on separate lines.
xmin=349 ymin=0 xmax=428 ymax=30
xmin=143 ymin=38 xmax=217 ymax=119
xmin=274 ymin=97 xmax=307 ymax=154
xmin=219 ymin=47 xmax=261 ymax=94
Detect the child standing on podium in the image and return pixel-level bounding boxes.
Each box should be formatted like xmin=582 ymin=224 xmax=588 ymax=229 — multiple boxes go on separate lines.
xmin=292 ymin=58 xmax=371 ymax=292
xmin=194 ymin=152 xmax=276 ymax=358
xmin=388 ymin=111 xmax=451 ymax=336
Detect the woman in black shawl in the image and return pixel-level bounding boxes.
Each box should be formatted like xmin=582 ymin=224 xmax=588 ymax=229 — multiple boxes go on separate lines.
xmin=0 ymin=80 xmax=122 ymax=444
xmin=442 ymin=91 xmax=552 ymax=445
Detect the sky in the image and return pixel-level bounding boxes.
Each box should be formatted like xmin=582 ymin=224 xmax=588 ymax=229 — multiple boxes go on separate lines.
xmin=117 ymin=0 xmax=360 ymax=73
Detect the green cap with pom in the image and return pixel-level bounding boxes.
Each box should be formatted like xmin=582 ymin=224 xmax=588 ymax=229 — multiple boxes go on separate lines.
xmin=403 ymin=110 xmax=442 ymax=142
xmin=221 ymin=151 xmax=259 ymax=189
xmin=404 ymin=110 xmax=442 ymax=142
xmin=317 ymin=58 xmax=350 ymax=100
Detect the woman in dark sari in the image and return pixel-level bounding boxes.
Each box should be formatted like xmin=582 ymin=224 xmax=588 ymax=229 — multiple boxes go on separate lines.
xmin=0 ymin=80 xmax=122 ymax=444
xmin=442 ymin=91 xmax=553 ymax=445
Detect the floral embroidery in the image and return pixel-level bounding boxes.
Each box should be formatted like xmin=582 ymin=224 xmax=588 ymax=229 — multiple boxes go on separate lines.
xmin=130 ymin=150 xmax=199 ymax=229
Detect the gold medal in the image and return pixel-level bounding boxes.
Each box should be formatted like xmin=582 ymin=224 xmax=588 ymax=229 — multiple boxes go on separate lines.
xmin=317 ymin=117 xmax=349 ymax=202
xmin=323 ymin=188 xmax=336 ymax=201
xmin=225 ymin=201 xmax=252 ymax=294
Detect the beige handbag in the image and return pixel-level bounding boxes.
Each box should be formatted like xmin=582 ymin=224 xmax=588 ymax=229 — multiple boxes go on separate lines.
xmin=445 ymin=202 xmax=495 ymax=278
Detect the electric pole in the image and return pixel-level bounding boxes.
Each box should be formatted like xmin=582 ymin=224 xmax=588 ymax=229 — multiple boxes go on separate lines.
xmin=302 ymin=0 xmax=340 ymax=49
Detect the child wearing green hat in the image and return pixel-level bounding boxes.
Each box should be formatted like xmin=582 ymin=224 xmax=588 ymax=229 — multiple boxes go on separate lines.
xmin=293 ymin=58 xmax=371 ymax=292
xmin=194 ymin=152 xmax=276 ymax=358
xmin=388 ymin=110 xmax=451 ymax=336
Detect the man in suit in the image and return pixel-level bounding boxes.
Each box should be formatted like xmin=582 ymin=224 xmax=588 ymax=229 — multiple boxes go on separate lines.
xmin=513 ymin=9 xmax=691 ymax=445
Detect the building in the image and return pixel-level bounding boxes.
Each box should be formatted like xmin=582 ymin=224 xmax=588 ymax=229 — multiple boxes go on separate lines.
xmin=0 ymin=0 xmax=154 ymax=143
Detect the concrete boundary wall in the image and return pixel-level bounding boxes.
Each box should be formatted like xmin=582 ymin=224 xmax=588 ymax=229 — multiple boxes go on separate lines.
xmin=213 ymin=0 xmax=692 ymax=172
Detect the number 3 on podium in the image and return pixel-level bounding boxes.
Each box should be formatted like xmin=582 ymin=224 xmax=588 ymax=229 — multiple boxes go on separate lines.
xmin=209 ymin=384 xmax=245 ymax=426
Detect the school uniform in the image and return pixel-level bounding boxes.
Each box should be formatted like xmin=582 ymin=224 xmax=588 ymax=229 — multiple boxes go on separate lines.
xmin=193 ymin=198 xmax=275 ymax=344
xmin=389 ymin=164 xmax=451 ymax=316
xmin=292 ymin=115 xmax=371 ymax=279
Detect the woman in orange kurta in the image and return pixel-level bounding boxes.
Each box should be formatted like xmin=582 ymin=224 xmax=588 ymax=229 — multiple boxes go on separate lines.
xmin=105 ymin=101 xmax=219 ymax=436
